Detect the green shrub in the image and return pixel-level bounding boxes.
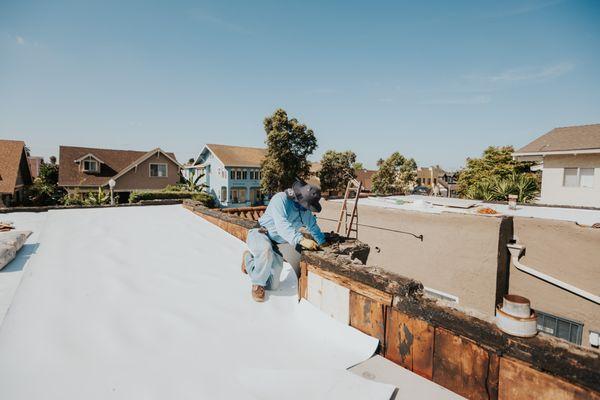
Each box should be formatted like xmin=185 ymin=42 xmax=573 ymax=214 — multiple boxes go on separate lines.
xmin=60 ymin=193 xmax=84 ymax=206
xmin=83 ymin=188 xmax=110 ymax=206
xmin=129 ymin=191 xmax=215 ymax=208
xmin=191 ymin=192 xmax=215 ymax=208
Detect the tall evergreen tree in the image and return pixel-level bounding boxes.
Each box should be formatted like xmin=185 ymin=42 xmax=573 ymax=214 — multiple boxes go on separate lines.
xmin=260 ymin=109 xmax=317 ymax=193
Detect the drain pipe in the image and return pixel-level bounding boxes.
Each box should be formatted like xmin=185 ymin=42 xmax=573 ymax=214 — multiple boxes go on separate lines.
xmin=507 ymin=242 xmax=600 ymax=305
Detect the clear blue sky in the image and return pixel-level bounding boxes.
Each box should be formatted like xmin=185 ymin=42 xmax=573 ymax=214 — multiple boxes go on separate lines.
xmin=1 ymin=0 xmax=599 ymax=170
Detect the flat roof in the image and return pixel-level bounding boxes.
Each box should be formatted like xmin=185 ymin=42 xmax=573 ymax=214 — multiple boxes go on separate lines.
xmin=336 ymin=196 xmax=600 ymax=226
xmin=0 ymin=205 xmax=456 ymax=399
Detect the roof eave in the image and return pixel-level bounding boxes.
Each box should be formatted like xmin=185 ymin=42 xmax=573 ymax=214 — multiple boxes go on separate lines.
xmin=513 ymin=148 xmax=600 ymax=157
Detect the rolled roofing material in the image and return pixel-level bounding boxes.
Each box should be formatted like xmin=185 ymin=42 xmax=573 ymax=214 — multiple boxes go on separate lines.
xmin=0 ymin=206 xmax=395 ymax=399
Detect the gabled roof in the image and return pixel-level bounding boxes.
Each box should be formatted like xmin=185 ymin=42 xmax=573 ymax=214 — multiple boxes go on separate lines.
xmin=58 ymin=146 xmax=179 ymax=187
xmin=0 ymin=140 xmax=32 ymax=194
xmin=514 ymin=124 xmax=600 ymax=156
xmin=74 ymin=153 xmax=106 ymax=164
xmin=200 ymin=144 xmax=266 ymax=168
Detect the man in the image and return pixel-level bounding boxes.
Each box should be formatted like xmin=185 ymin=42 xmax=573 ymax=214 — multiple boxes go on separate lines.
xmin=241 ymin=181 xmax=325 ymax=302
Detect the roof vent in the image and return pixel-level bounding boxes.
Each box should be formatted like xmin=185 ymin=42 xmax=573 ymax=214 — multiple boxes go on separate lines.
xmin=495 ymin=294 xmax=538 ymax=338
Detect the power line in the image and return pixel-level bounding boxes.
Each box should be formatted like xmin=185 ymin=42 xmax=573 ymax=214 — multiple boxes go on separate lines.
xmin=317 ymin=216 xmax=424 ymax=241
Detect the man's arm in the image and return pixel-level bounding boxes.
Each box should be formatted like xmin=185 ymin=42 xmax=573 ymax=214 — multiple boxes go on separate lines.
xmin=270 ymin=195 xmax=304 ymax=245
xmin=303 ymin=211 xmax=325 ymax=245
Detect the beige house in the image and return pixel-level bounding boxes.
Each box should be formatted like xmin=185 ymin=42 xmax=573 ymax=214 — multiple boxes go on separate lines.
xmin=513 ymin=124 xmax=600 ymax=207
xmin=58 ymin=146 xmax=181 ymax=201
xmin=416 ymin=165 xmax=446 ymax=187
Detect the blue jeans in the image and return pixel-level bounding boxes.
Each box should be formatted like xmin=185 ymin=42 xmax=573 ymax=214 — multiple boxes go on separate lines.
xmin=246 ymin=228 xmax=303 ymax=289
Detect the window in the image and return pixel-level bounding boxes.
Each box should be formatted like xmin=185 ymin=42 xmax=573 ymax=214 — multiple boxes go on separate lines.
xmin=230 ymin=188 xmax=247 ymax=203
xmin=563 ymin=167 xmax=595 ymax=188
xmin=242 ymin=170 xmax=248 ymax=180
xmin=230 ymin=169 xmax=235 ymax=179
xmin=220 ymin=186 xmax=227 ymax=202
xmin=236 ymin=170 xmax=242 ymax=180
xmin=536 ymin=310 xmax=583 ymax=345
xmin=150 ymin=163 xmax=167 ymax=177
xmin=83 ymin=160 xmax=98 ymax=172
xmin=580 ymin=168 xmax=594 ymax=188
xmin=563 ymin=168 xmax=578 ymax=187
xmin=250 ymin=170 xmax=260 ymax=180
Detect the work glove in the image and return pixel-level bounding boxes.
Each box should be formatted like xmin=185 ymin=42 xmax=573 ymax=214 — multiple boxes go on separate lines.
xmin=299 ymin=238 xmax=319 ymax=251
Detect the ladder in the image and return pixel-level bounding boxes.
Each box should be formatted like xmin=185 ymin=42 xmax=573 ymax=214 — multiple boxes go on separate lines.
xmin=336 ymin=178 xmax=362 ymax=238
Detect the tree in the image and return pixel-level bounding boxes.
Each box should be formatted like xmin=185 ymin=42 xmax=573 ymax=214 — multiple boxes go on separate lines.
xmin=465 ymin=173 xmax=539 ymax=203
xmin=318 ymin=150 xmax=357 ymax=194
xmin=25 ymin=161 xmax=65 ymax=206
xmin=260 ymin=108 xmax=317 ymax=193
xmin=371 ymin=152 xmax=417 ymax=195
xmin=352 ymin=162 xmax=364 ymax=171
xmin=457 ymin=146 xmax=539 ymax=200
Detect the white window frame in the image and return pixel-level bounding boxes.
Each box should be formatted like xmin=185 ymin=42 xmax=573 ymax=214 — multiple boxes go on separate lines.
xmin=149 ymin=163 xmax=168 ymax=178
xmin=82 ymin=159 xmax=98 ymax=173
xmin=563 ymin=167 xmax=595 ymax=188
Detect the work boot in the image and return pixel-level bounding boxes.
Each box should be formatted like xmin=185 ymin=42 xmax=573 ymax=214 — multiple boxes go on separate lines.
xmin=241 ymin=250 xmax=252 ymax=274
xmin=252 ymin=285 xmax=265 ymax=302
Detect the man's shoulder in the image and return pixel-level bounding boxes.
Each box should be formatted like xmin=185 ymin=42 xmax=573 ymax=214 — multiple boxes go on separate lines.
xmin=271 ymin=192 xmax=288 ymax=202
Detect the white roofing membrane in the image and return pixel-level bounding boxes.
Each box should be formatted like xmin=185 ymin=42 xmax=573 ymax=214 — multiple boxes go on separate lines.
xmin=344 ymin=196 xmax=600 ymax=226
xmin=0 ymin=206 xmax=395 ymax=399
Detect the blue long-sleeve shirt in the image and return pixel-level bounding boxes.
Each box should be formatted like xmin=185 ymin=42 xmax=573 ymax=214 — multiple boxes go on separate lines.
xmin=258 ymin=192 xmax=325 ymax=246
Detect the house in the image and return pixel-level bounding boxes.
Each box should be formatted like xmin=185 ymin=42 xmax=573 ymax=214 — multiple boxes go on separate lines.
xmin=193 ymin=144 xmax=266 ymax=207
xmin=27 ymin=156 xmax=44 ymax=180
xmin=416 ymin=165 xmax=446 ymax=188
xmin=355 ymin=169 xmax=376 ymax=193
xmin=58 ymin=146 xmax=181 ymax=201
xmin=0 ymin=140 xmax=33 ymax=207
xmin=513 ymin=124 xmax=600 ymax=207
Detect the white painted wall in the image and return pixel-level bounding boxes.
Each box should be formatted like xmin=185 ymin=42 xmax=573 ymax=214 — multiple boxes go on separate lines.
xmin=539 ymin=154 xmax=600 ymax=207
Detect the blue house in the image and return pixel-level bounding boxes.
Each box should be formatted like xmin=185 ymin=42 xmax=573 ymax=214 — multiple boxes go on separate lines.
xmin=194 ymin=144 xmax=267 ymax=207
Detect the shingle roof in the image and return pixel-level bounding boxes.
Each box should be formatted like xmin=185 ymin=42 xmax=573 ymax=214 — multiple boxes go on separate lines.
xmin=514 ymin=124 xmax=600 ymax=154
xmin=205 ymin=144 xmax=266 ymax=167
xmin=0 ymin=140 xmax=31 ymax=194
xmin=58 ymin=146 xmax=178 ymax=187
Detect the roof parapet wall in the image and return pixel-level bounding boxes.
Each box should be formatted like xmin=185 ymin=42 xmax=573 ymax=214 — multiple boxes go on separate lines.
xmin=182 ymin=200 xmax=600 ymax=399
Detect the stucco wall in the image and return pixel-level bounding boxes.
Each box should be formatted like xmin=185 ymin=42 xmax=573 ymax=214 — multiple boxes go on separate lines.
xmin=113 ymin=153 xmax=180 ymax=191
xmin=510 ymin=217 xmax=600 ymax=347
xmin=540 ymin=154 xmax=600 ymax=207
xmin=317 ymin=200 xmax=510 ymax=315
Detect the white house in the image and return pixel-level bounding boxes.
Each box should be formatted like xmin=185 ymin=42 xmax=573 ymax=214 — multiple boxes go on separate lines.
xmin=513 ymin=124 xmax=600 ymax=208
xmin=194 ymin=144 xmax=267 ymax=207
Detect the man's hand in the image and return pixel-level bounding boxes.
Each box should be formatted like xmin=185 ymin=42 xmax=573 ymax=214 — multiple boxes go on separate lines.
xmin=299 ymin=238 xmax=319 ymax=251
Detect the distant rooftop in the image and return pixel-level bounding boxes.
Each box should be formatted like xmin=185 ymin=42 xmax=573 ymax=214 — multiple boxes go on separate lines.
xmin=514 ymin=123 xmax=600 ymax=155
xmin=58 ymin=145 xmax=178 ymax=187
xmin=203 ymin=143 xmax=266 ymax=168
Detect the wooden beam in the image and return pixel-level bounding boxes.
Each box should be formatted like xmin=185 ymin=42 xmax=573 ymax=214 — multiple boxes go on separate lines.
xmin=306 ymin=264 xmax=392 ymax=305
